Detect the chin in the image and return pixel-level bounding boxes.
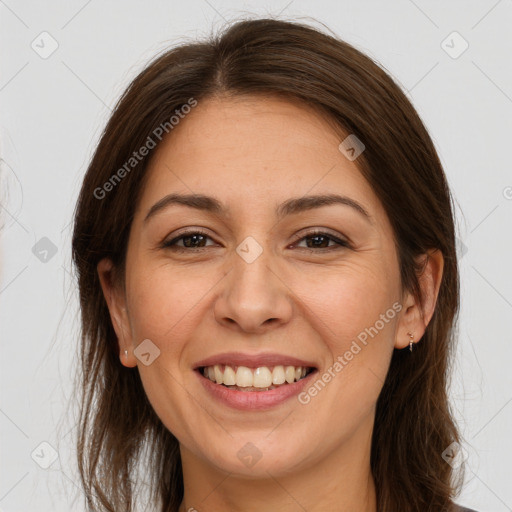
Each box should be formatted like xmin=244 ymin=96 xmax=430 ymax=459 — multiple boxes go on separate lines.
xmin=194 ymin=434 xmax=312 ymax=478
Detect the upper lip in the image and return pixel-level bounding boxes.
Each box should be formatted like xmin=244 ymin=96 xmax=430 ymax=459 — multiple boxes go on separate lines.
xmin=193 ymin=352 xmax=318 ymax=370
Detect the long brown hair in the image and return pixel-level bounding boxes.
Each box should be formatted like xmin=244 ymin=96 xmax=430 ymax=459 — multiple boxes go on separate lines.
xmin=72 ymin=17 xmax=462 ymax=511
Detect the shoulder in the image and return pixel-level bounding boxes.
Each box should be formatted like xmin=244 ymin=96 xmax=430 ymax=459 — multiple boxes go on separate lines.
xmin=456 ymin=506 xmax=479 ymax=512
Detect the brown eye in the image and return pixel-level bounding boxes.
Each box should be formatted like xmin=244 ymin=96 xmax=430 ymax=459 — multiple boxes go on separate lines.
xmin=293 ymin=230 xmax=350 ymax=251
xmin=162 ymin=231 xmax=216 ymax=250
xmin=304 ymin=234 xmax=334 ymax=249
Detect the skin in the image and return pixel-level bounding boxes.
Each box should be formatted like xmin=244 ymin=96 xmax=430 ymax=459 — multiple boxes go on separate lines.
xmin=98 ymin=95 xmax=443 ymax=512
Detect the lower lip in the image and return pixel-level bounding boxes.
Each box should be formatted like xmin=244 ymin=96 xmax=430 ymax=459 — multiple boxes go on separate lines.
xmin=195 ymin=369 xmax=317 ymax=410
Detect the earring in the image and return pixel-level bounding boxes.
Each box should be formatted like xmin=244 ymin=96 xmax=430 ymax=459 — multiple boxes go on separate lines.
xmin=407 ymin=332 xmax=414 ymax=352
xmin=124 ymin=349 xmax=128 ymax=358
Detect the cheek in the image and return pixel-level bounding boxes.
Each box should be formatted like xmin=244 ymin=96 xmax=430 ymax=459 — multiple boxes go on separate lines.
xmin=294 ymin=258 xmax=400 ymax=410
xmin=125 ymin=261 xmax=214 ymax=342
xmin=297 ymin=263 xmax=399 ymax=417
xmin=123 ymin=265 xmax=208 ymax=433
xmin=296 ymin=259 xmax=399 ymax=342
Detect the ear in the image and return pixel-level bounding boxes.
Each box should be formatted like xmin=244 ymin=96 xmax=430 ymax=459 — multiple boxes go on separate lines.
xmin=97 ymin=258 xmax=137 ymax=367
xmin=395 ymin=248 xmax=444 ymax=349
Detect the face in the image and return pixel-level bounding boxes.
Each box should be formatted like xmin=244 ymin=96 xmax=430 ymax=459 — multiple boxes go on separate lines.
xmin=99 ymin=95 xmax=427 ymax=478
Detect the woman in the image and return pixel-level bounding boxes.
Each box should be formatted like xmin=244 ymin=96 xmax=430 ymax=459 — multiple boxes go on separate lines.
xmin=72 ymin=18 xmax=477 ymax=512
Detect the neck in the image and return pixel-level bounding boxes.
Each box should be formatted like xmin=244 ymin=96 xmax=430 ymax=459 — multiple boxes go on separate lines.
xmin=177 ymin=422 xmax=377 ymax=512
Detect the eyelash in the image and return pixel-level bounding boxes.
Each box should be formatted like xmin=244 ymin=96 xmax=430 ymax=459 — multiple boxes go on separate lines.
xmin=161 ymin=229 xmax=350 ymax=252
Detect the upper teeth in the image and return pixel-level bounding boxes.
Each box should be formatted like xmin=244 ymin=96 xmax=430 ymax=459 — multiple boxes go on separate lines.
xmin=202 ymin=364 xmax=309 ymax=388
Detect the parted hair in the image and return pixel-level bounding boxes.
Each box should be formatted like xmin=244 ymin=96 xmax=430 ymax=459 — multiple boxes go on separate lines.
xmin=72 ymin=17 xmax=462 ymax=511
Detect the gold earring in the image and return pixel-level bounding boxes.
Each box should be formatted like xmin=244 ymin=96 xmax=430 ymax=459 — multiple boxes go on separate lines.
xmin=407 ymin=332 xmax=414 ymax=352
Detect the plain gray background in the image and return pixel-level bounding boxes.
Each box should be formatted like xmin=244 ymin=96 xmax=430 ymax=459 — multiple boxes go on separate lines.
xmin=1 ymin=1 xmax=511 ymax=511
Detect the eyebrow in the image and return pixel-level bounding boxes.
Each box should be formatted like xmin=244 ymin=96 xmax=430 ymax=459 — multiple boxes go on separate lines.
xmin=143 ymin=193 xmax=372 ymax=224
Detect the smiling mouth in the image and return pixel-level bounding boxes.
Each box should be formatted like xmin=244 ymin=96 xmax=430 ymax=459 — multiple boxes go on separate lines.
xmin=199 ymin=364 xmax=315 ymax=391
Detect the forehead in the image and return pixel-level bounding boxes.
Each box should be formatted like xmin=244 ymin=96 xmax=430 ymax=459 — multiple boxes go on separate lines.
xmin=137 ymin=95 xmax=383 ymax=221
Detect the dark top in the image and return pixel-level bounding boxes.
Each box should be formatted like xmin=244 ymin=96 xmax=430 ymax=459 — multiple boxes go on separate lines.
xmin=458 ymin=507 xmax=478 ymax=512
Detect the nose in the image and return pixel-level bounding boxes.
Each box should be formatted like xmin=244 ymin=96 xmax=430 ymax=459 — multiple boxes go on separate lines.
xmin=214 ymin=246 xmax=294 ymax=334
